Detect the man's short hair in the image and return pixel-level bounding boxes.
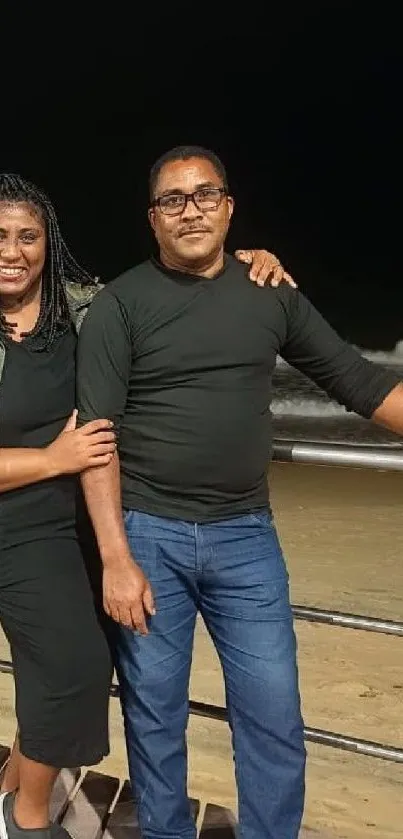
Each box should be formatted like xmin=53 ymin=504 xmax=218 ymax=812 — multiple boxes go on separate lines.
xmin=149 ymin=145 xmax=228 ymax=201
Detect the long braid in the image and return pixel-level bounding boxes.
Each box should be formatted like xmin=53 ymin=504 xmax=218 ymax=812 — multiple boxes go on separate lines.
xmin=0 ymin=174 xmax=95 ymax=350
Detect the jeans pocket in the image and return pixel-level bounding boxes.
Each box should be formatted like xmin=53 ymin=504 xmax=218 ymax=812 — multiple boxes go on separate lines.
xmin=123 ymin=508 xmax=146 ymax=537
xmin=123 ymin=510 xmax=157 ymax=578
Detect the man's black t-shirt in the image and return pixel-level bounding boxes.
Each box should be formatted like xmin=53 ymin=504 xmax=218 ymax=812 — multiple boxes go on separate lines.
xmin=76 ymin=256 xmax=400 ymax=521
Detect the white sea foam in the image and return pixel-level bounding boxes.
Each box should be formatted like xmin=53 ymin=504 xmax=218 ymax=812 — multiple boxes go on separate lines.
xmin=360 ymin=340 xmax=403 ymax=366
xmin=272 ymin=340 xmax=403 ymax=417
xmin=271 ymin=399 xmax=350 ymax=418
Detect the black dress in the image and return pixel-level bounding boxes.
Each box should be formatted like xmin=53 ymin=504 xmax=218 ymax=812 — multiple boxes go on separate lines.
xmin=0 ymin=329 xmax=111 ymax=767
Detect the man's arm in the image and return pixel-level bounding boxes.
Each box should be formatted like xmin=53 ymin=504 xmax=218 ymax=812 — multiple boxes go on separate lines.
xmin=80 ymin=455 xmax=154 ymax=633
xmin=279 ymin=287 xmax=402 ymax=427
xmin=76 ymin=289 xmax=154 ymax=633
xmin=372 ymin=384 xmax=403 ymax=434
xmin=80 ymin=454 xmax=128 ymax=568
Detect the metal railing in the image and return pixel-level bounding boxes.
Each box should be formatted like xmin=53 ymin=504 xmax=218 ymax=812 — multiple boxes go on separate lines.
xmin=188 ymin=700 xmax=403 ymax=764
xmin=271 ymin=438 xmax=403 ymax=762
xmin=292 ymin=605 xmax=403 ymax=637
xmin=272 ymin=438 xmax=403 ymax=471
xmin=1 ymin=439 xmax=402 ymax=764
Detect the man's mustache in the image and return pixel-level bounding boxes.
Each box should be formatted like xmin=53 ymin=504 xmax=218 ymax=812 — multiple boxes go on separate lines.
xmin=177 ymin=226 xmax=212 ymax=237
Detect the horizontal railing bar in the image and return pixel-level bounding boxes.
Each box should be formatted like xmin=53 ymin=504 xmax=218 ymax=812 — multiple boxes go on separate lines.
xmin=188 ymin=700 xmax=403 ymax=764
xmin=272 ymin=439 xmax=403 ymax=471
xmin=1 ymin=659 xmax=402 ymax=763
xmin=303 ymin=725 xmax=403 ymax=763
xmin=292 ymin=605 xmax=403 ymax=636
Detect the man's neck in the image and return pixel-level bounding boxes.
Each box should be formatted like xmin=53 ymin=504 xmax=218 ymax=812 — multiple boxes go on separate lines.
xmin=158 ymin=248 xmax=225 ymax=279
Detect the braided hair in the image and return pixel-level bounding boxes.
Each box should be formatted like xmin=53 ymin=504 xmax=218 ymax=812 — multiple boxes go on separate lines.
xmin=0 ymin=173 xmax=94 ymax=350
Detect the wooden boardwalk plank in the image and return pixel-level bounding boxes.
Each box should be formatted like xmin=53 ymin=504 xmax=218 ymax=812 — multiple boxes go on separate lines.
xmin=199 ymin=807 xmax=333 ymax=838
xmin=103 ymin=781 xmax=200 ymax=839
xmin=0 ymin=747 xmax=10 ymax=786
xmin=190 ymin=798 xmax=200 ymax=823
xmin=0 ymin=746 xmax=336 ymax=839
xmin=0 ymin=746 xmax=9 ymax=771
xmin=199 ymin=802 xmax=237 ymax=838
xmin=61 ymin=770 xmax=119 ymax=839
xmin=102 ymin=781 xmax=140 ymax=839
xmin=49 ymin=768 xmax=81 ymax=822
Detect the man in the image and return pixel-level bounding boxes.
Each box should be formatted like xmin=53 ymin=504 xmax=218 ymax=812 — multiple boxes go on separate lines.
xmin=76 ymin=146 xmax=402 ymax=839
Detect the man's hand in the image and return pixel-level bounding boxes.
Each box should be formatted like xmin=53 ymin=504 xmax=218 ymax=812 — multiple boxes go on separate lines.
xmin=103 ymin=558 xmax=155 ymax=634
xmin=235 ymin=249 xmax=297 ymax=288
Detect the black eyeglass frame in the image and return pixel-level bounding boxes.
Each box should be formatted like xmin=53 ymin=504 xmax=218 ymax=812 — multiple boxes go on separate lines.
xmin=151 ymin=187 xmax=228 ymax=215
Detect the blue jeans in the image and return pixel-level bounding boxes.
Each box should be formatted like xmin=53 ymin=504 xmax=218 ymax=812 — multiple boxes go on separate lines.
xmin=113 ymin=509 xmax=305 ymax=839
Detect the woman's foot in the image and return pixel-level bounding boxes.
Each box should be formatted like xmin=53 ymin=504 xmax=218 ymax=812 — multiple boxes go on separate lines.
xmin=0 ymin=793 xmax=71 ymax=839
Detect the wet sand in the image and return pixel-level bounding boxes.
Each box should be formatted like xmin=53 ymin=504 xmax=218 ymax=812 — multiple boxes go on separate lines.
xmin=1 ymin=462 xmax=402 ymax=837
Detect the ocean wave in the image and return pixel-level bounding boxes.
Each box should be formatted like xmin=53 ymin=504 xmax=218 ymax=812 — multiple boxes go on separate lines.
xmin=276 ymin=339 xmax=403 ymax=370
xmin=273 ymin=339 xmax=403 ymax=418
xmin=271 ymin=399 xmax=349 ymax=418
xmin=360 ymin=344 xmax=403 ymax=366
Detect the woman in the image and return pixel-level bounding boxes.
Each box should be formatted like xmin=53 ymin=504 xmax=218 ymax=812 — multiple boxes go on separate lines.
xmin=0 ymin=173 xmax=292 ymax=839
xmin=0 ymin=174 xmax=116 ymax=839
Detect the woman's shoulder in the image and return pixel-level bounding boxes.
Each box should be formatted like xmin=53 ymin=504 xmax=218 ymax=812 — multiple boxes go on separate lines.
xmin=65 ymin=279 xmax=105 ymax=333
xmin=0 ymin=279 xmax=105 ymax=380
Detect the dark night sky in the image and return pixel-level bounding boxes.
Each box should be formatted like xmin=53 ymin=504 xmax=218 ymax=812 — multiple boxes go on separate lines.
xmin=2 ymin=4 xmax=402 ymax=348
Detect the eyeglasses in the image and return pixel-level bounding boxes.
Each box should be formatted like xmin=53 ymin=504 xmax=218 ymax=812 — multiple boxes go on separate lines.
xmin=151 ymin=187 xmax=227 ymax=216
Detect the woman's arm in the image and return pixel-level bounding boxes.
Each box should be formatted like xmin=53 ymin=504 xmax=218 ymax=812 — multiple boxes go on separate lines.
xmin=0 ymin=446 xmax=57 ymax=493
xmin=0 ymin=414 xmax=116 ymax=493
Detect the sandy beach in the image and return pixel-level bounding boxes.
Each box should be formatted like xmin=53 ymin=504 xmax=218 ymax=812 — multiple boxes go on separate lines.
xmin=1 ymin=461 xmax=402 ymax=837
